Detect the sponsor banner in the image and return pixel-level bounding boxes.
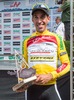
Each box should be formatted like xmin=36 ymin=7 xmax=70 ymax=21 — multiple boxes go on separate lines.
xmin=13 ymin=24 xmax=20 ymax=28
xmin=3 ymin=24 xmax=11 ymax=29
xmin=13 ymin=47 xmax=20 ymax=52
xmin=13 ymin=12 xmax=21 ymax=17
xmin=0 ymin=0 xmax=61 ymax=55
xmin=0 ymin=56 xmax=15 ymax=60
xmin=3 ymin=12 xmax=11 ymax=17
xmin=13 ymin=18 xmax=20 ymax=23
xmin=4 ymin=42 xmax=11 ymax=46
xmin=4 ymin=47 xmax=11 ymax=52
xmin=22 ymin=12 xmax=30 ymax=16
xmin=13 ymin=41 xmax=20 ymax=45
xmin=13 ymin=30 xmax=20 ymax=34
xmin=4 ymin=30 xmax=11 ymax=34
xmin=4 ymin=36 xmax=11 ymax=40
xmin=22 ymin=17 xmax=30 ymax=22
xmin=22 ymin=36 xmax=29 ymax=40
xmin=22 ymin=29 xmax=30 ymax=34
xmin=13 ymin=36 xmax=20 ymax=40
xmin=22 ymin=23 xmax=30 ymax=28
xmin=4 ymin=19 xmax=11 ymax=23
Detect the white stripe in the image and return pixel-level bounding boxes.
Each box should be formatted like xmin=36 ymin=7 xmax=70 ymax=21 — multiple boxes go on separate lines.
xmin=54 ymin=84 xmax=62 ymax=100
xmin=25 ymin=90 xmax=27 ymax=100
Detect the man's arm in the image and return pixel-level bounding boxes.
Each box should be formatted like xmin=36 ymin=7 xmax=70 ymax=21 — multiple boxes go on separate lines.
xmin=57 ymin=1 xmax=70 ymax=12
xmin=51 ymin=36 xmax=70 ymax=79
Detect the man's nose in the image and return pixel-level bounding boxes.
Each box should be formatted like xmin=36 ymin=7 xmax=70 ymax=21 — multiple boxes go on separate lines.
xmin=37 ymin=18 xmax=42 ymax=23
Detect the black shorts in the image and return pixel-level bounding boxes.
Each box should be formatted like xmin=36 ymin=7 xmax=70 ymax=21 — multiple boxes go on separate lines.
xmin=27 ymin=84 xmax=61 ymax=100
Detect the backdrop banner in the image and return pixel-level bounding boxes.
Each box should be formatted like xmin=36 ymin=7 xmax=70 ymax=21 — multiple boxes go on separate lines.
xmin=0 ymin=70 xmax=25 ymax=100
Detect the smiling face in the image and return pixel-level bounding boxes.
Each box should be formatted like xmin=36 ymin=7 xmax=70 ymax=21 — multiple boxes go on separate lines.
xmin=32 ymin=10 xmax=50 ymax=33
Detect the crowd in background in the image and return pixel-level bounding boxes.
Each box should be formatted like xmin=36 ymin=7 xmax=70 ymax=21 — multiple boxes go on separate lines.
xmin=53 ymin=0 xmax=70 ymax=41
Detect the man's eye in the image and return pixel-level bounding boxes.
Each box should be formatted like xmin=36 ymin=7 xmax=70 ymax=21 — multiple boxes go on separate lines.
xmin=35 ymin=16 xmax=37 ymax=19
xmin=41 ymin=15 xmax=46 ymax=19
xmin=34 ymin=16 xmax=38 ymax=19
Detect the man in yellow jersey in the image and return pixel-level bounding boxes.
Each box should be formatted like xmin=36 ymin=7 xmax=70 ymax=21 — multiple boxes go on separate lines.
xmin=16 ymin=3 xmax=70 ymax=100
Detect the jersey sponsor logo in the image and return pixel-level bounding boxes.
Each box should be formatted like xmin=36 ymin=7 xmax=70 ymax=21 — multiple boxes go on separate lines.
xmin=60 ymin=52 xmax=67 ymax=56
xmin=56 ymin=63 xmax=68 ymax=73
xmin=30 ymin=56 xmax=54 ymax=62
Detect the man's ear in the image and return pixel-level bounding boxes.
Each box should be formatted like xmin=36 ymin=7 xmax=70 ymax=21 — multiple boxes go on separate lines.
xmin=47 ymin=16 xmax=50 ymax=22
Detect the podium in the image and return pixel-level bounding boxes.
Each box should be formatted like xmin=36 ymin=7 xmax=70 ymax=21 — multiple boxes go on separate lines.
xmin=0 ymin=58 xmax=25 ymax=100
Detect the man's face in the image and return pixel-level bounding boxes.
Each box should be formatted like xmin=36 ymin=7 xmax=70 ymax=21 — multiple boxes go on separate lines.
xmin=56 ymin=18 xmax=60 ymax=24
xmin=32 ymin=10 xmax=50 ymax=33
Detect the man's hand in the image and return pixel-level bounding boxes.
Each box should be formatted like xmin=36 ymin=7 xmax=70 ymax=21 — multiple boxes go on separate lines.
xmin=15 ymin=80 xmax=35 ymax=93
xmin=15 ymin=84 xmax=28 ymax=92
xmin=57 ymin=8 xmax=62 ymax=12
xmin=34 ymin=73 xmax=53 ymax=85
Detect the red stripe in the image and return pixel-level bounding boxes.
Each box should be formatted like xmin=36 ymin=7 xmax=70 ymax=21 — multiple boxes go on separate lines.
xmin=27 ymin=35 xmax=57 ymax=47
xmin=31 ymin=52 xmax=50 ymax=53
xmin=56 ymin=63 xmax=68 ymax=73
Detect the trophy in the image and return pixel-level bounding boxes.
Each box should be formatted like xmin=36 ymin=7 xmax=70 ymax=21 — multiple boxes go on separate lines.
xmin=12 ymin=50 xmax=37 ymax=91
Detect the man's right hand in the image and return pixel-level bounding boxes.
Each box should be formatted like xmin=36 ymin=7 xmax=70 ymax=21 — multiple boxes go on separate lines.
xmin=16 ymin=84 xmax=28 ymax=92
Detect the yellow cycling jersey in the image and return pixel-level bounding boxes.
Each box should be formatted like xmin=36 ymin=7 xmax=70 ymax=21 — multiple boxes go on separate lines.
xmin=22 ymin=30 xmax=70 ymax=85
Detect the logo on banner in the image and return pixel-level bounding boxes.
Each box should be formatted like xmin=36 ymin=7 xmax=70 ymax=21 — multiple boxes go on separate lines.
xmin=13 ymin=12 xmax=20 ymax=17
xmin=4 ymin=1 xmax=21 ymax=8
xmin=4 ymin=42 xmax=11 ymax=46
xmin=4 ymin=36 xmax=11 ymax=40
xmin=22 ymin=24 xmax=30 ymax=28
xmin=10 ymin=2 xmax=21 ymax=7
xmin=4 ymin=47 xmax=11 ymax=52
xmin=13 ymin=30 xmax=20 ymax=34
xmin=4 ymin=30 xmax=11 ymax=34
xmin=13 ymin=18 xmax=20 ymax=23
xmin=4 ymin=24 xmax=11 ymax=29
xmin=4 ymin=13 xmax=11 ymax=17
xmin=13 ymin=36 xmax=20 ymax=40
